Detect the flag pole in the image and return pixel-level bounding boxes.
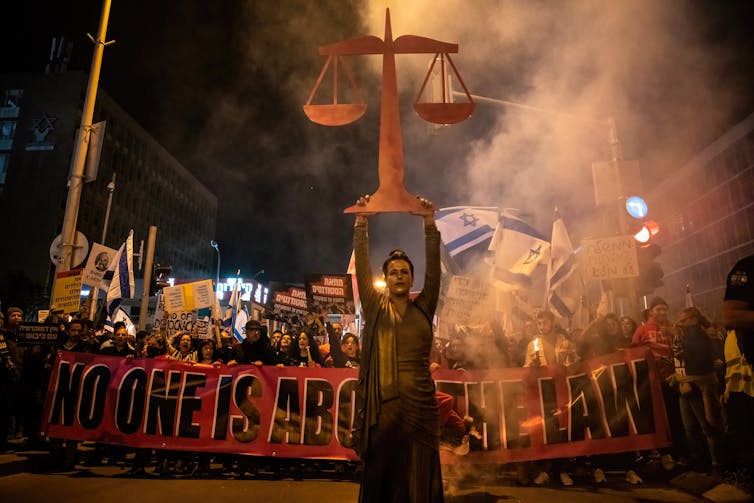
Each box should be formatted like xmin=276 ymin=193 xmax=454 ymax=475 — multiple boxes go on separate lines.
xmin=231 ymin=269 xmax=241 ymax=339
xmin=138 ymin=226 xmax=157 ymax=331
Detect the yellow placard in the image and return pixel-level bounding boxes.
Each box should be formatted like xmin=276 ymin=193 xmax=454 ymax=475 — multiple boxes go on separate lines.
xmin=52 ymin=269 xmax=84 ymax=314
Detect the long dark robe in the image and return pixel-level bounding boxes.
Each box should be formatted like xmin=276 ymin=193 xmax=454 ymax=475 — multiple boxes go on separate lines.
xmin=353 ymin=219 xmax=443 ymax=503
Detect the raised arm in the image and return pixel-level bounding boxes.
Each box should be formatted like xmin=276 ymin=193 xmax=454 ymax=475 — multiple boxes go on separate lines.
xmin=420 ymin=212 xmax=441 ymax=315
xmin=354 ymin=213 xmax=379 ymax=309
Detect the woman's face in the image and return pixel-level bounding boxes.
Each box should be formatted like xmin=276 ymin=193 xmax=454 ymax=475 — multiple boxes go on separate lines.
xmin=620 ymin=318 xmax=634 ymax=336
xmin=298 ymin=332 xmax=309 ymax=349
xmin=342 ymin=335 xmax=358 ymax=358
xmin=385 ymin=259 xmax=413 ymax=297
xmin=179 ymin=334 xmax=192 ymax=351
xmin=201 ymin=344 xmax=214 ymax=360
xmin=605 ymin=318 xmax=620 ymax=335
xmin=280 ymin=334 xmax=292 ymax=350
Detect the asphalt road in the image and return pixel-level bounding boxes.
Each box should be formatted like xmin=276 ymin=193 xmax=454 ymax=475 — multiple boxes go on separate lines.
xmin=0 ymin=445 xmax=751 ymax=503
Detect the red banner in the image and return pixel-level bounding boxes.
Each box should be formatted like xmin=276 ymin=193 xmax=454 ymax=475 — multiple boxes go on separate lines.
xmin=42 ymin=347 xmax=669 ymax=463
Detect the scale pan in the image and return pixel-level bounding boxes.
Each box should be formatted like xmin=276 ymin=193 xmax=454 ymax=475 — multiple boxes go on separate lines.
xmin=413 ymin=102 xmax=474 ymax=125
xmin=303 ymin=104 xmax=366 ymax=126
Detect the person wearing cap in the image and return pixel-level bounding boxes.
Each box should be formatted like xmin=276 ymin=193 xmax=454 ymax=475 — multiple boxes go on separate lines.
xmin=351 ymin=195 xmax=443 ymax=503
xmin=631 ymin=296 xmax=684 ymax=470
xmin=229 ymin=319 xmax=280 ymax=366
xmin=632 ymin=297 xmax=674 ymax=375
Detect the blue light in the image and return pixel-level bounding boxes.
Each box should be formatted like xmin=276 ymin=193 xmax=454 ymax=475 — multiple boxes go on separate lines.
xmin=626 ymin=196 xmax=647 ymax=219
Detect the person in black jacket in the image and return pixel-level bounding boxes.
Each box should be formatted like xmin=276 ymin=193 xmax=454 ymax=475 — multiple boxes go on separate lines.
xmin=229 ymin=319 xmax=280 ymax=366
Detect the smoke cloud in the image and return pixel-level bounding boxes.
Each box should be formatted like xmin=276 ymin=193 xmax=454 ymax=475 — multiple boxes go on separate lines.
xmin=75 ymin=1 xmax=754 ymax=285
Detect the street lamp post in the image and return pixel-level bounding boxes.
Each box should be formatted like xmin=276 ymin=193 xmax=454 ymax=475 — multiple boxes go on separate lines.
xmin=52 ymin=0 xmax=114 ymax=304
xmin=210 ymin=240 xmax=220 ymax=290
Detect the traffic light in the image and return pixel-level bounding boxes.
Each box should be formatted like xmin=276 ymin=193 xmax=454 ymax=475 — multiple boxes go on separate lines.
xmin=633 ymin=220 xmax=659 ymax=244
xmin=636 ymin=243 xmax=663 ymax=295
xmin=150 ymin=263 xmax=172 ymax=295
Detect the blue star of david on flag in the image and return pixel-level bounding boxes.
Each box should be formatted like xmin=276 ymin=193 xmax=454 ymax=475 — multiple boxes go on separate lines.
xmin=435 ymin=206 xmax=500 ymax=257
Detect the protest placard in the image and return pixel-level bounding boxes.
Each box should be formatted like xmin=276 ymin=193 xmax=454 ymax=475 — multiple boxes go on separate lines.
xmin=52 ymin=269 xmax=83 ymax=314
xmin=582 ymin=235 xmax=639 ymax=280
xmin=439 ymin=275 xmax=493 ymax=327
xmin=268 ymin=285 xmax=308 ymax=324
xmin=82 ymin=242 xmax=118 ymax=287
xmin=16 ymin=322 xmax=63 ymax=346
xmin=305 ymin=273 xmax=355 ymax=316
xmin=162 ymin=279 xmax=214 ymax=313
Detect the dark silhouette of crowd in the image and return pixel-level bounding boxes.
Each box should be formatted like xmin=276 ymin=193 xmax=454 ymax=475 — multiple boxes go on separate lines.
xmin=0 ymin=252 xmax=751 ymax=497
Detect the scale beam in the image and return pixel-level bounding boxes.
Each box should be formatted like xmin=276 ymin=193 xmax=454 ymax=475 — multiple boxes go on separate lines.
xmin=303 ymin=8 xmax=474 ymax=214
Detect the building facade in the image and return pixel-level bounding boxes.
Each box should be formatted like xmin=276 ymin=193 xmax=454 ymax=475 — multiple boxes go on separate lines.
xmin=648 ymin=112 xmax=754 ymax=322
xmin=0 ymin=71 xmax=218 ymax=311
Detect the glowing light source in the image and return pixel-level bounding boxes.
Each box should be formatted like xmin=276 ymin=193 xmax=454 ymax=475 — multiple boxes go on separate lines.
xmin=633 ymin=220 xmax=659 ymax=244
xmin=634 ymin=226 xmax=651 ymax=243
xmin=374 ymin=278 xmax=386 ymax=290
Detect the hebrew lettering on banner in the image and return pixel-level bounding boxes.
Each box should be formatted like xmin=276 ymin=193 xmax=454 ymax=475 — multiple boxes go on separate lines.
xmin=42 ymin=347 xmax=669 ymax=462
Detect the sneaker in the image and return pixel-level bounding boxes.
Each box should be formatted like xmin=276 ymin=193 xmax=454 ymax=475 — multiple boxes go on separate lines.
xmin=593 ymin=468 xmax=606 ymax=483
xmin=625 ymin=469 xmax=643 ymax=484
xmin=452 ymin=435 xmax=470 ymax=456
xmin=661 ymin=454 xmax=675 ymax=471
xmin=125 ymin=466 xmax=146 ymax=477
xmin=533 ymin=471 xmax=550 ymax=485
xmin=559 ymin=471 xmax=574 ymax=486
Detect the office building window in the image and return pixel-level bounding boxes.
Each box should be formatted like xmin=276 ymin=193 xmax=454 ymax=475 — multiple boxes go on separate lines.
xmin=0 ymin=153 xmax=8 ymax=184
xmin=1 ymin=120 xmax=16 ymax=140
xmin=2 ymin=89 xmax=23 ymax=108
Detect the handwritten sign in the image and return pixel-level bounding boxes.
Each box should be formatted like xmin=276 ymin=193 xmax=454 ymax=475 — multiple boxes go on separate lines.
xmin=162 ymin=280 xmax=214 ymax=313
xmin=582 ymin=236 xmax=639 ymax=280
xmin=439 ymin=275 xmax=492 ymax=327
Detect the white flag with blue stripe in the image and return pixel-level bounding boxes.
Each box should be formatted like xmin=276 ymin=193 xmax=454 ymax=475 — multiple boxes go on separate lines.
xmin=233 ymin=302 xmax=248 ymax=343
xmin=224 ymin=277 xmax=240 ymax=328
xmin=104 ymin=307 xmax=135 ymax=334
xmin=105 ymin=230 xmax=135 ymax=320
xmin=435 ymin=206 xmax=499 ymax=257
xmin=489 ymin=212 xmax=550 ymax=289
xmin=546 ymin=212 xmax=584 ymax=321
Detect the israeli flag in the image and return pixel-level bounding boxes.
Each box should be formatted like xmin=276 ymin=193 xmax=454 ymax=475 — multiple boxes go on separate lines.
xmin=546 ymin=213 xmax=585 ymax=322
xmin=489 ymin=212 xmax=550 ymax=288
xmin=106 ymin=230 xmax=135 ymax=320
xmin=435 ymin=206 xmax=500 ymax=257
xmin=233 ymin=303 xmax=248 ymax=343
xmin=224 ymin=277 xmax=240 ymax=328
xmin=103 ymin=307 xmax=135 ymax=334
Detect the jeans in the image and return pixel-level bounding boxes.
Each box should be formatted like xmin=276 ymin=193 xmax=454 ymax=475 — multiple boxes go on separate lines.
xmin=678 ymin=378 xmax=724 ymax=470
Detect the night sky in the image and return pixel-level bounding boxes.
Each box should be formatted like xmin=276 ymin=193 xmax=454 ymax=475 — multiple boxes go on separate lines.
xmin=3 ymin=1 xmax=754 ymax=285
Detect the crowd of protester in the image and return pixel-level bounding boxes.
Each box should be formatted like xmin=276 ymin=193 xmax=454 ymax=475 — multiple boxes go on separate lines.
xmin=0 ymin=283 xmax=751 ymax=493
